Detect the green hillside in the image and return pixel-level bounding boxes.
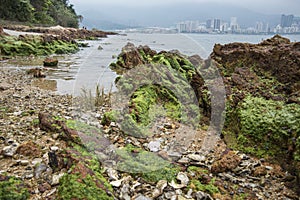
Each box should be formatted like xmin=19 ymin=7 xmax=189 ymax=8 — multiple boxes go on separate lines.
xmin=0 ymin=0 xmax=79 ymax=28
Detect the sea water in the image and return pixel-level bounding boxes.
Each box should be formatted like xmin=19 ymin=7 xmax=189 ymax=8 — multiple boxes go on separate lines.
xmin=61 ymin=33 xmax=299 ymax=96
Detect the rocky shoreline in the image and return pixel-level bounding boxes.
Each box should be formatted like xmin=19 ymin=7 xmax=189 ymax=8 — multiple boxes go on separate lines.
xmin=0 ymin=34 xmax=300 ymax=200
xmin=0 ymin=25 xmax=117 ymax=61
xmin=2 ymin=25 xmax=117 ymax=40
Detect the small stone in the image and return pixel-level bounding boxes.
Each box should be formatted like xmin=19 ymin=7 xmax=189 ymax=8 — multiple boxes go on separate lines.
xmin=185 ymin=189 xmax=193 ymax=199
xmin=167 ymin=151 xmax=182 ymax=159
xmin=52 ymin=134 xmax=59 ymax=140
xmin=50 ymin=146 xmax=59 ymax=151
xmin=134 ymin=195 xmax=151 ymax=200
xmin=25 ymin=173 xmax=34 ymax=179
xmin=195 ymin=191 xmax=213 ymax=200
xmin=187 ymin=154 xmax=205 ymax=162
xmin=2 ymin=143 xmax=19 ymax=157
xmin=32 ymin=158 xmax=43 ymax=166
xmin=153 ymin=180 xmax=168 ymax=198
xmin=43 ymin=57 xmax=58 ymax=67
xmin=178 ymin=195 xmax=188 ymax=200
xmin=38 ymin=182 xmax=51 ymax=193
xmin=20 ymin=160 xmax=30 ymax=166
xmin=106 ymin=168 xmax=119 ymax=181
xmin=148 ymin=141 xmax=161 ymax=152
xmin=51 ymin=173 xmax=65 ymax=186
xmin=177 ymin=172 xmax=189 ymax=185
xmin=265 ymin=166 xmax=273 ymax=171
xmin=169 ymin=180 xmax=185 ymax=189
xmin=46 ymin=188 xmax=56 ymax=197
xmin=178 ymin=157 xmax=189 ymax=164
xmin=110 ymin=179 xmax=122 ymax=187
xmin=164 ymin=123 xmax=172 ymax=129
xmin=98 ymin=45 xmax=103 ymax=50
xmin=34 ymin=163 xmax=48 ymax=179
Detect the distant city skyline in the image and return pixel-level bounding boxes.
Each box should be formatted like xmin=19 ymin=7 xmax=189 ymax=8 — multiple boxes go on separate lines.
xmin=176 ymin=14 xmax=300 ymax=34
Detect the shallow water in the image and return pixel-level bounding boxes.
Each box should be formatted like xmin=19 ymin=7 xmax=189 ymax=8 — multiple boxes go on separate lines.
xmin=1 ymin=33 xmax=300 ymax=96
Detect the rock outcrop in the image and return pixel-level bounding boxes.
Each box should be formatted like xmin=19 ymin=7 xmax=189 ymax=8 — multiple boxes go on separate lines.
xmin=211 ymin=34 xmax=300 ymax=104
xmin=211 ymin=35 xmax=300 ymax=193
xmin=0 ymin=33 xmax=79 ymax=57
xmin=2 ymin=25 xmax=117 ymax=40
xmin=108 ymin=36 xmax=300 ymax=195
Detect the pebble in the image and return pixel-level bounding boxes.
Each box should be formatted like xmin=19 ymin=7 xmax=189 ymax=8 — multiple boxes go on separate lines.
xmin=51 ymin=173 xmax=65 ymax=186
xmin=169 ymin=180 xmax=185 ymax=189
xmin=177 ymin=157 xmax=189 ymax=164
xmin=50 ymin=146 xmax=59 ymax=151
xmin=34 ymin=163 xmax=48 ymax=179
xmin=195 ymin=191 xmax=213 ymax=200
xmin=32 ymin=158 xmax=43 ymax=166
xmin=265 ymin=166 xmax=273 ymax=171
xmin=111 ymin=179 xmax=123 ymax=187
xmin=187 ymin=154 xmax=205 ymax=162
xmin=152 ymin=180 xmax=168 ymax=198
xmin=107 ymin=168 xmax=119 ymax=181
xmin=134 ymin=195 xmax=152 ymax=200
xmin=2 ymin=143 xmax=19 ymax=157
xmin=177 ymin=172 xmax=189 ymax=185
xmin=20 ymin=160 xmax=30 ymax=166
xmin=148 ymin=141 xmax=161 ymax=152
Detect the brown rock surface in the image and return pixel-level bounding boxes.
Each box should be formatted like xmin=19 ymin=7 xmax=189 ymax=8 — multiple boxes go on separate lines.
xmin=211 ymin=34 xmax=300 ymax=103
xmin=211 ymin=151 xmax=242 ymax=173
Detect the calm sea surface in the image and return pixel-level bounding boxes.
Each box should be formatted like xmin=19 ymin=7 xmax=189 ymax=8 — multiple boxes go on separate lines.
xmin=2 ymin=33 xmax=299 ymax=95
xmin=64 ymin=33 xmax=299 ymax=95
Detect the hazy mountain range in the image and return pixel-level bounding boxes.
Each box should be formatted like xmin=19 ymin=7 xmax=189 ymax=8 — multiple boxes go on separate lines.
xmin=75 ymin=2 xmax=281 ymax=30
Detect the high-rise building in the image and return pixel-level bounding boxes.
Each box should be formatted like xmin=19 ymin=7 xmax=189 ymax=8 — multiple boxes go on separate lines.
xmin=256 ymin=22 xmax=264 ymax=33
xmin=230 ymin=17 xmax=239 ymax=32
xmin=177 ymin=22 xmax=187 ymax=33
xmin=213 ymin=19 xmax=221 ymax=31
xmin=206 ymin=19 xmax=212 ymax=29
xmin=281 ymin=14 xmax=294 ymax=28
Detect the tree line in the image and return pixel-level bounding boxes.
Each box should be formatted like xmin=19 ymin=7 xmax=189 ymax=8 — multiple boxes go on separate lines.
xmin=0 ymin=0 xmax=80 ymax=28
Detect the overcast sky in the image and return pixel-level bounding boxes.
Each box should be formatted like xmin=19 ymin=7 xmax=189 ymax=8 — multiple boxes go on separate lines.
xmin=69 ymin=0 xmax=300 ymax=15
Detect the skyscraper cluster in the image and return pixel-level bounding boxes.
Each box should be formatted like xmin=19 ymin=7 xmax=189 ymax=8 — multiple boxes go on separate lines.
xmin=275 ymin=14 xmax=300 ymax=33
xmin=176 ymin=14 xmax=300 ymax=34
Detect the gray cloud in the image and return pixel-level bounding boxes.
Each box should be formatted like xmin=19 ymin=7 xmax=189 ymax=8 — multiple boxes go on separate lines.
xmin=69 ymin=0 xmax=300 ymax=15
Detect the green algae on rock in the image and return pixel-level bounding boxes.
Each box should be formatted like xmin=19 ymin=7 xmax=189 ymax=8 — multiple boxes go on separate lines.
xmin=0 ymin=34 xmax=79 ymax=57
xmin=58 ymin=145 xmax=114 ymax=200
xmin=0 ymin=175 xmax=29 ymax=200
xmin=109 ymin=43 xmax=202 ymax=138
xmin=211 ymin=35 xmax=300 ymax=192
xmin=38 ymin=113 xmax=114 ymax=199
xmin=116 ymin=144 xmax=179 ymax=183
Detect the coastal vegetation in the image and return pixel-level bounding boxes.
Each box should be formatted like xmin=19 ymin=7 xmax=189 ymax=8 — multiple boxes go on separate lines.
xmin=0 ymin=0 xmax=79 ymax=28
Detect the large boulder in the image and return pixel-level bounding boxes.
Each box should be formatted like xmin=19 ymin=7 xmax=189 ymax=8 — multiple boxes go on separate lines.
xmin=211 ymin=35 xmax=300 ymax=192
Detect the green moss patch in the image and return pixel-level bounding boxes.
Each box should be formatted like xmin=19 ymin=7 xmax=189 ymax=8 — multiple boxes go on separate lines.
xmin=0 ymin=176 xmax=29 ymax=200
xmin=190 ymin=178 xmax=219 ymax=195
xmin=116 ymin=144 xmax=179 ymax=183
xmin=225 ymin=96 xmax=300 ymax=160
xmin=58 ymin=144 xmax=113 ymax=200
xmin=0 ymin=35 xmax=79 ymax=57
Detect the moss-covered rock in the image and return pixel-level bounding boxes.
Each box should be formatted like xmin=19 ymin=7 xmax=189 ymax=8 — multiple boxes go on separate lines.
xmin=0 ymin=34 xmax=79 ymax=57
xmin=212 ymin=35 xmax=300 ymax=192
xmin=57 ymin=145 xmax=114 ymax=200
xmin=109 ymin=44 xmax=203 ymax=138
